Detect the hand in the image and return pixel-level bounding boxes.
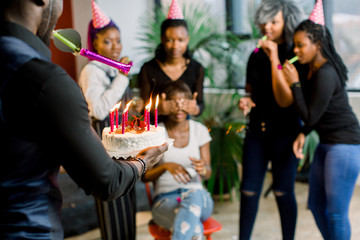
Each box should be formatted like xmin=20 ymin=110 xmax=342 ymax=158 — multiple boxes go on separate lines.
xmin=165 ymin=162 xmax=191 ymax=183
xmin=159 ymin=93 xmax=174 ymax=115
xmin=182 ymin=92 xmax=199 ymax=115
xmin=119 ymin=56 xmax=130 ymax=64
xmin=293 ymin=133 xmax=305 ymax=159
xmin=282 ymin=60 xmax=300 ymax=85
xmin=260 ymin=40 xmax=279 ymax=62
xmin=190 ymin=157 xmax=207 ymax=177
xmin=118 ymin=56 xmax=131 ymax=75
xmin=238 ymin=97 xmax=255 ymax=116
xmin=136 ymin=142 xmax=168 ymax=169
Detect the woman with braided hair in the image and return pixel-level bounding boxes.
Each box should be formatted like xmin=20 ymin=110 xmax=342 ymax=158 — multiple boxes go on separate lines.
xmin=283 ymin=19 xmax=360 ymax=240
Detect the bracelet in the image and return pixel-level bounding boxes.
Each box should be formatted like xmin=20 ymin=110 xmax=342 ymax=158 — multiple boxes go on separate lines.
xmin=290 ymin=82 xmax=301 ymax=89
xmin=133 ymin=157 xmax=147 ymax=179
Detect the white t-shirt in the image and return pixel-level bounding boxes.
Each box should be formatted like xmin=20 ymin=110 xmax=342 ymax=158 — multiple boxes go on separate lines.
xmin=153 ymin=120 xmax=212 ymax=197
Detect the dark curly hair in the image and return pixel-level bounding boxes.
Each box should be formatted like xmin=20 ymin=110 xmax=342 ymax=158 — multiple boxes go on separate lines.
xmin=155 ymin=19 xmax=192 ymax=62
xmin=295 ymin=19 xmax=348 ymax=86
xmin=164 ymin=81 xmax=192 ymax=100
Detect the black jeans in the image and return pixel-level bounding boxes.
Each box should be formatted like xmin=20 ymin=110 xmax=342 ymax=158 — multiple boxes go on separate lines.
xmin=239 ymin=131 xmax=299 ymax=240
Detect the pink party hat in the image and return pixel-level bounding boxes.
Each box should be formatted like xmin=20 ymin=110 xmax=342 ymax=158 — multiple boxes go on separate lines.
xmin=167 ymin=0 xmax=184 ymax=20
xmin=309 ymin=0 xmax=325 ymax=25
xmin=91 ymin=0 xmax=111 ymax=29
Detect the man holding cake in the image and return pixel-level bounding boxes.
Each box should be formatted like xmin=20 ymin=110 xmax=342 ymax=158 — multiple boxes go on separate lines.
xmin=0 ymin=0 xmax=167 ymax=239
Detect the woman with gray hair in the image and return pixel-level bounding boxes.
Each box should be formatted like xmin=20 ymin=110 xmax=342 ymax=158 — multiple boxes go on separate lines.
xmin=238 ymin=0 xmax=306 ymax=239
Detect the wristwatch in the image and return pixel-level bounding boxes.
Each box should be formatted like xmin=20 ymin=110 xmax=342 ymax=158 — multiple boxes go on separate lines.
xmin=290 ymin=82 xmax=301 ymax=89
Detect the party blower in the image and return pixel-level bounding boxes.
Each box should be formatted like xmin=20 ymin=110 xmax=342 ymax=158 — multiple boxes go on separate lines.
xmin=52 ymin=29 xmax=133 ymax=74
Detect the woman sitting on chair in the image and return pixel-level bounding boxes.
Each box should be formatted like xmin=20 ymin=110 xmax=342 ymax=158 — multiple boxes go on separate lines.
xmin=142 ymin=81 xmax=213 ymax=240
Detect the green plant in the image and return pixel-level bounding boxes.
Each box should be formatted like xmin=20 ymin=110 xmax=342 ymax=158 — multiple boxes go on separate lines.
xmin=196 ymin=90 xmax=246 ymax=202
xmin=296 ymin=130 xmax=319 ymax=182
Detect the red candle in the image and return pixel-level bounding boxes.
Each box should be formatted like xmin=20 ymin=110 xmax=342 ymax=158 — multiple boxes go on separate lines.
xmin=155 ymin=94 xmax=159 ymax=128
xmin=122 ymin=113 xmax=125 ymax=134
xmin=144 ymin=109 xmax=147 ymax=124
xmin=155 ymin=109 xmax=158 ymax=128
xmin=110 ymin=111 xmax=114 ymax=132
xmin=145 ymin=99 xmax=152 ymax=131
xmin=115 ymin=101 xmax=121 ymax=129
xmin=115 ymin=109 xmax=118 ymax=129
xmin=123 ymin=100 xmax=133 ymax=127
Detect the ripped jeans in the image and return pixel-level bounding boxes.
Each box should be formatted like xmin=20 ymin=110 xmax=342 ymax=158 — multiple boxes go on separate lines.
xmin=152 ymin=188 xmax=214 ymax=240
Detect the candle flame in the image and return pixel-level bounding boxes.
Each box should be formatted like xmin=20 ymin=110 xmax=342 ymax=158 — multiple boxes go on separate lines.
xmin=145 ymin=98 xmax=152 ymax=111
xmin=110 ymin=105 xmax=117 ymax=112
xmin=116 ymin=101 xmax=122 ymax=109
xmin=124 ymin=100 xmax=133 ymax=112
xmin=155 ymin=94 xmax=159 ymax=108
xmin=110 ymin=101 xmax=122 ymax=112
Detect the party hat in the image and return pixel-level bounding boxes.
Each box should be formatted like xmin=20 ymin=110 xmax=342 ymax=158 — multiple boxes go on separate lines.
xmin=167 ymin=0 xmax=184 ymax=20
xmin=91 ymin=0 xmax=111 ymax=29
xmin=309 ymin=0 xmax=325 ymax=25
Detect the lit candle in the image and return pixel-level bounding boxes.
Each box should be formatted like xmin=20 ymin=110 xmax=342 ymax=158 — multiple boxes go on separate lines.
xmin=145 ymin=99 xmax=152 ymax=128
xmin=124 ymin=100 xmax=133 ymax=127
xmin=109 ymin=105 xmax=117 ymax=133
xmin=145 ymin=99 xmax=152 ymax=131
xmin=109 ymin=111 xmax=114 ymax=132
xmin=115 ymin=102 xmax=121 ymax=129
xmin=144 ymin=108 xmax=148 ymax=125
xmin=155 ymin=94 xmax=159 ymax=128
xmin=122 ymin=113 xmax=125 ymax=134
xmin=147 ymin=110 xmax=150 ymax=131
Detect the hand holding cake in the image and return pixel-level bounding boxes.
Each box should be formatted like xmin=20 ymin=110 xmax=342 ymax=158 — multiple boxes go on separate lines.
xmin=136 ymin=142 xmax=169 ymax=169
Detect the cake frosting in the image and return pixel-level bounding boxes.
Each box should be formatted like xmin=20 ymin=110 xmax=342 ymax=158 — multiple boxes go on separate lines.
xmin=102 ymin=125 xmax=166 ymax=157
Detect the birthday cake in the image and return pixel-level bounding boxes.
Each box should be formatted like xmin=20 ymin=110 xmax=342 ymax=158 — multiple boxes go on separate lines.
xmin=102 ymin=119 xmax=166 ymax=158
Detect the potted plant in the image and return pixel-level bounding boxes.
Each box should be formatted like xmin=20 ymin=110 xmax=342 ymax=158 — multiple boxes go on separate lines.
xmin=195 ymin=90 xmax=246 ymax=202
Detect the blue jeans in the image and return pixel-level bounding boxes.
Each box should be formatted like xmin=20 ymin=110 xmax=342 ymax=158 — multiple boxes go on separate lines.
xmin=308 ymin=143 xmax=360 ymax=240
xmin=152 ymin=188 xmax=213 ymax=240
xmin=240 ymin=131 xmax=299 ymax=240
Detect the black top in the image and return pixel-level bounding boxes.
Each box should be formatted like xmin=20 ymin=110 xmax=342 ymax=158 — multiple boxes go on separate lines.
xmin=0 ymin=22 xmax=139 ymax=239
xmin=292 ymin=62 xmax=360 ymax=144
xmin=138 ymin=58 xmax=205 ymax=115
xmin=246 ymin=44 xmax=307 ymax=136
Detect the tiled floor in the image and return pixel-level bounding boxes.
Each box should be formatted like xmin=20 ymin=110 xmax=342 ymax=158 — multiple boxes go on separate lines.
xmin=65 ymin=174 xmax=360 ymax=240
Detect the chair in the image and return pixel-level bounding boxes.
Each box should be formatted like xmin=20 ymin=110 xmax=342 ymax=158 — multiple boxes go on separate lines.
xmin=144 ymin=182 xmax=222 ymax=240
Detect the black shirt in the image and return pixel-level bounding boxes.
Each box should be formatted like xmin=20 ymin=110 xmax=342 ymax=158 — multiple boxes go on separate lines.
xmin=246 ymin=44 xmax=307 ymax=136
xmin=138 ymin=58 xmax=205 ymax=115
xmin=0 ymin=22 xmax=139 ymax=239
xmin=292 ymin=62 xmax=360 ymax=144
